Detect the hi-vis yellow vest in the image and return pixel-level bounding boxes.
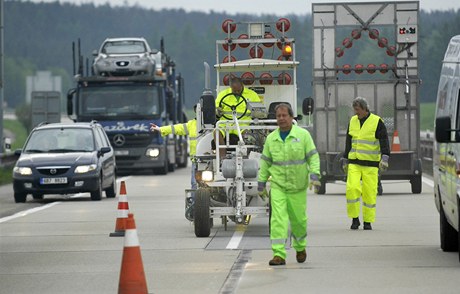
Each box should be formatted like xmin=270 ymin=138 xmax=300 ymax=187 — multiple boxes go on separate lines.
xmin=160 ymin=119 xmax=197 ymax=156
xmin=348 ymin=114 xmax=381 ymax=162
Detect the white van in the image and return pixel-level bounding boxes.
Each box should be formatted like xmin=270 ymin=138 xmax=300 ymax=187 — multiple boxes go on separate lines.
xmin=434 ymin=35 xmax=460 ymax=261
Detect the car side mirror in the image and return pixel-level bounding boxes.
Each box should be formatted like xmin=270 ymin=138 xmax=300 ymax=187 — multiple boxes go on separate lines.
xmin=435 ymin=116 xmax=454 ymax=143
xmin=99 ymin=147 xmax=111 ymax=157
xmin=92 ymin=50 xmax=98 ymax=56
xmin=14 ymin=149 xmax=22 ymax=156
xmin=302 ymin=97 xmax=314 ymax=115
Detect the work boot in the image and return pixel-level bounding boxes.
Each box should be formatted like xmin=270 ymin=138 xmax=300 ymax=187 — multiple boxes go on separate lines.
xmin=350 ymin=217 xmax=360 ymax=230
xmin=296 ymin=249 xmax=307 ymax=263
xmin=268 ymin=256 xmax=286 ymax=266
xmin=363 ymin=222 xmax=372 ymax=230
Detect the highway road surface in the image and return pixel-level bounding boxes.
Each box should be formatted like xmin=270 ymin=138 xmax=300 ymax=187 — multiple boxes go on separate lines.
xmin=0 ymin=167 xmax=459 ymax=294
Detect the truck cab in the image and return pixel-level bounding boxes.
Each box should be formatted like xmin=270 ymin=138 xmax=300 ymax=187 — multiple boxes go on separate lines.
xmin=433 ymin=35 xmax=460 ymax=260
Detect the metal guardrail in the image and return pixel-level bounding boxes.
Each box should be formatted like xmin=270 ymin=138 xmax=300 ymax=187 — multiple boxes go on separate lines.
xmin=0 ymin=153 xmax=17 ymax=168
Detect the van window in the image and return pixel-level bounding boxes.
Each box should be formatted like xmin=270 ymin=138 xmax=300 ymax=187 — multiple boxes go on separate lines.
xmin=456 ymin=89 xmax=460 ymax=129
xmin=94 ymin=128 xmax=105 ymax=149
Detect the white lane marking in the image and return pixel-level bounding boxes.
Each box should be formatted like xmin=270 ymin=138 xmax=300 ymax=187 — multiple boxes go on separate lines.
xmin=0 ymin=202 xmax=61 ymax=224
xmin=0 ymin=176 xmax=132 ymax=224
xmin=226 ymin=229 xmax=245 ymax=250
xmin=422 ymin=176 xmax=434 ymax=188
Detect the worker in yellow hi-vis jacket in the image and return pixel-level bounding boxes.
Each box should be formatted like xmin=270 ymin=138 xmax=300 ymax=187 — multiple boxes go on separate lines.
xmin=150 ymin=105 xmax=198 ymax=220
xmin=258 ymin=103 xmax=321 ymax=266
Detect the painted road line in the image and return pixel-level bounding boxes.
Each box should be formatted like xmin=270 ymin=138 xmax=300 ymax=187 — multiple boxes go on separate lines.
xmin=422 ymin=176 xmax=434 ymax=188
xmin=0 ymin=202 xmax=61 ymax=224
xmin=219 ymin=249 xmax=252 ymax=294
xmin=0 ymin=176 xmax=132 ymax=224
xmin=226 ymin=225 xmax=246 ymax=250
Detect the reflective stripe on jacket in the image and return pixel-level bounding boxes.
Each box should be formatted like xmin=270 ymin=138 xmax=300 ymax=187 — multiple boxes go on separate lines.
xmin=159 ymin=119 xmax=197 ymax=156
xmin=348 ymin=114 xmax=381 ymax=162
xmin=258 ymin=125 xmax=320 ymax=192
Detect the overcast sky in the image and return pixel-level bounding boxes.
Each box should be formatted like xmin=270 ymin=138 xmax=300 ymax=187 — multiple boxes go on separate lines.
xmin=31 ymin=0 xmax=460 ymax=15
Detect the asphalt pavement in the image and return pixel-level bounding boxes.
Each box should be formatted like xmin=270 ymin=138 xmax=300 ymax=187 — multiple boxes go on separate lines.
xmin=0 ymin=168 xmax=459 ymax=294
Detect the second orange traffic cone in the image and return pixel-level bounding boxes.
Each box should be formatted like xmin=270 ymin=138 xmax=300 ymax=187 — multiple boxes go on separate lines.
xmin=118 ymin=213 xmax=148 ymax=294
xmin=110 ymin=181 xmax=129 ymax=237
xmin=391 ymin=130 xmax=401 ymax=152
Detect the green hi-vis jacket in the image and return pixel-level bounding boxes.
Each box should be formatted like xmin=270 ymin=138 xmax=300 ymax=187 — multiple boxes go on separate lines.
xmin=348 ymin=114 xmax=381 ymax=162
xmin=258 ymin=125 xmax=320 ymax=192
xmin=160 ymin=119 xmax=197 ymax=156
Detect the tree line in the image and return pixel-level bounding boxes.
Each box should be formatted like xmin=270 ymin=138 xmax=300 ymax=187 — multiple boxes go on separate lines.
xmin=3 ymin=1 xmax=460 ymax=109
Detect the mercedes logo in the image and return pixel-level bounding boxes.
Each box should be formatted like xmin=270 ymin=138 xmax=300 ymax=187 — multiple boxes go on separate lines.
xmin=50 ymin=169 xmax=57 ymax=175
xmin=113 ymin=134 xmax=125 ymax=147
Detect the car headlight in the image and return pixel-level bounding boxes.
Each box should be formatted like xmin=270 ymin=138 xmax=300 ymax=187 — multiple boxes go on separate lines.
xmin=146 ymin=148 xmax=160 ymax=158
xmin=75 ymin=164 xmax=97 ymax=174
xmin=97 ymin=60 xmax=111 ymax=67
xmin=13 ymin=167 xmax=32 ymax=176
xmin=202 ymin=170 xmax=214 ymax=182
xmin=135 ymin=59 xmax=149 ymax=66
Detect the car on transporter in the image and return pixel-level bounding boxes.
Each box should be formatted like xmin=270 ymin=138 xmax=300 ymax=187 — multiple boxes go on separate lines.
xmin=12 ymin=122 xmax=117 ymax=203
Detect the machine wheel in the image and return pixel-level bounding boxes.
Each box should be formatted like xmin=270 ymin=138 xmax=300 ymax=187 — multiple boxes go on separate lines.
xmin=90 ymin=177 xmax=103 ymax=201
xmin=194 ymin=189 xmax=211 ymax=237
xmin=32 ymin=193 xmax=44 ymax=200
xmin=105 ymin=178 xmax=117 ymax=198
xmin=316 ymin=180 xmax=326 ymax=195
xmin=155 ymin=159 xmax=169 ymax=175
xmin=411 ymin=176 xmax=422 ymax=194
xmin=14 ymin=193 xmax=27 ymax=203
xmin=440 ymin=201 xmax=458 ymax=252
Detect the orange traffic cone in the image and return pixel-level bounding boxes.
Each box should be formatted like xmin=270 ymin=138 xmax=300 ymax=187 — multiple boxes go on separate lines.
xmin=110 ymin=181 xmax=129 ymax=237
xmin=391 ymin=130 xmax=401 ymax=152
xmin=118 ymin=213 xmax=148 ymax=294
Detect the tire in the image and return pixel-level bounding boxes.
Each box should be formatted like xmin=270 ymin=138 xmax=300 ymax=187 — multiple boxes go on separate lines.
xmin=154 ymin=159 xmax=169 ymax=175
xmin=411 ymin=176 xmax=422 ymax=194
xmin=168 ymin=162 xmax=176 ymax=172
xmin=105 ymin=178 xmax=117 ymax=198
xmin=316 ymin=180 xmax=326 ymax=195
xmin=440 ymin=202 xmax=458 ymax=252
xmin=14 ymin=193 xmax=27 ymax=203
xmin=90 ymin=177 xmax=103 ymax=201
xmin=194 ymin=189 xmax=211 ymax=237
xmin=32 ymin=193 xmax=44 ymax=200
xmin=377 ymin=180 xmax=383 ymax=196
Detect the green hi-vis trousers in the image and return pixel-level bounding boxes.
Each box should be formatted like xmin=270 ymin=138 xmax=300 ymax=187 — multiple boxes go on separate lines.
xmin=270 ymin=187 xmax=307 ymax=259
xmin=346 ymin=163 xmax=378 ymax=223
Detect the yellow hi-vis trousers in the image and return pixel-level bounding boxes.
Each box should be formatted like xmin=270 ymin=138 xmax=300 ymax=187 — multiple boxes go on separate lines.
xmin=270 ymin=187 xmax=307 ymax=259
xmin=346 ymin=164 xmax=378 ymax=223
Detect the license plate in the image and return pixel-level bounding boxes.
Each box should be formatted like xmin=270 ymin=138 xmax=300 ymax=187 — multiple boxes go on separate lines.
xmin=115 ymin=150 xmax=129 ymax=156
xmin=40 ymin=177 xmax=68 ymax=185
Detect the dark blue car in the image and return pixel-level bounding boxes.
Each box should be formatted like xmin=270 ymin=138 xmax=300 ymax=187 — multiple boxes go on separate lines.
xmin=13 ymin=122 xmax=117 ymax=202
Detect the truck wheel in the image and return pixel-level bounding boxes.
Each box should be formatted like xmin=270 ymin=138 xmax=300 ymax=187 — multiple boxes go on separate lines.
xmin=155 ymin=159 xmax=169 ymax=175
xmin=316 ymin=180 xmax=326 ymax=195
xmin=194 ymin=189 xmax=211 ymax=237
xmin=90 ymin=177 xmax=103 ymax=201
xmin=14 ymin=193 xmax=27 ymax=203
xmin=377 ymin=180 xmax=383 ymax=196
xmin=440 ymin=202 xmax=458 ymax=252
xmin=32 ymin=193 xmax=44 ymax=200
xmin=411 ymin=176 xmax=422 ymax=194
xmin=105 ymin=178 xmax=117 ymax=198
xmin=168 ymin=162 xmax=176 ymax=172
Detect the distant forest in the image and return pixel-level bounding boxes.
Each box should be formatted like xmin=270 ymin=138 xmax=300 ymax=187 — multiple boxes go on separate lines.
xmin=3 ymin=1 xmax=460 ymax=108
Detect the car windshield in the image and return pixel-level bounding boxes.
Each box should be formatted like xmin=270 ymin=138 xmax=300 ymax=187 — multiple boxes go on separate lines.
xmin=24 ymin=128 xmax=95 ymax=153
xmin=79 ymin=85 xmax=161 ymax=119
xmin=102 ymin=40 xmax=147 ymax=54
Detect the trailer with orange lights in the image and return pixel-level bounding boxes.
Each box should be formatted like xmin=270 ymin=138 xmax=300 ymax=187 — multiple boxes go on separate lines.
xmin=310 ymin=1 xmax=422 ymax=194
xmin=190 ymin=18 xmax=310 ymax=237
